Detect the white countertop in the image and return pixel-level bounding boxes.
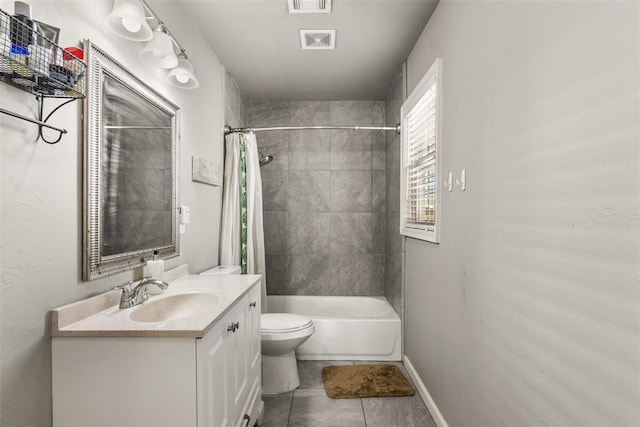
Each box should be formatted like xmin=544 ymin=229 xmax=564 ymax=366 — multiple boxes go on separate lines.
xmin=51 ymin=273 xmax=262 ymax=338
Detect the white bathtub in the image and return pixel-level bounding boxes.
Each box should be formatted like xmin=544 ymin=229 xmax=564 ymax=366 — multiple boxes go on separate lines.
xmin=267 ymin=295 xmax=401 ymax=361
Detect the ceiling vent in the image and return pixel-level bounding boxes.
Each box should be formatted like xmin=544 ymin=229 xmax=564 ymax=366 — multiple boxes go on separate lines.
xmin=288 ymin=0 xmax=332 ymax=14
xmin=300 ymin=30 xmax=336 ymax=50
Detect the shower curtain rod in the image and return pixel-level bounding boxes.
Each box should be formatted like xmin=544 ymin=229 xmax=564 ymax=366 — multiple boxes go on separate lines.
xmin=224 ymin=124 xmax=401 ymax=135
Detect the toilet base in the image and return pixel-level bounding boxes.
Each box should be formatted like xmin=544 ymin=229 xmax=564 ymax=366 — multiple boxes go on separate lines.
xmin=262 ymin=350 xmax=300 ymax=394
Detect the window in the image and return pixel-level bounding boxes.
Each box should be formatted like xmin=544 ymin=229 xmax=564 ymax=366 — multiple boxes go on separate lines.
xmin=400 ymin=58 xmax=442 ymax=243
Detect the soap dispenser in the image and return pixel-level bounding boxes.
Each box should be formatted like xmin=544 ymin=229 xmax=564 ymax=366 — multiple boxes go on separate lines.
xmin=146 ymin=250 xmax=165 ymax=295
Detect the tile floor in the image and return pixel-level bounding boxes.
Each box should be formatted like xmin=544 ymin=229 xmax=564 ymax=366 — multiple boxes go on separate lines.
xmin=260 ymin=361 xmax=437 ymax=427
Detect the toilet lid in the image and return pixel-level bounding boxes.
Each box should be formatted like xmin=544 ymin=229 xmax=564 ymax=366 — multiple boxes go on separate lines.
xmin=261 ymin=313 xmax=313 ymax=333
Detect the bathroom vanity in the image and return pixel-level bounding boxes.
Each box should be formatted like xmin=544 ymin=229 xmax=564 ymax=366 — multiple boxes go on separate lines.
xmin=51 ymin=269 xmax=263 ymax=427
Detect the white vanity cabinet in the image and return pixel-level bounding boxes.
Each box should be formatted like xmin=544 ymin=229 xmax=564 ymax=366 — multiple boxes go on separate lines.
xmin=52 ymin=279 xmax=262 ymax=427
xmin=197 ymin=286 xmax=262 ymax=427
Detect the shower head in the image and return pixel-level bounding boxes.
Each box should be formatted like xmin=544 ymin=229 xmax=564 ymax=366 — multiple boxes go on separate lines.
xmin=259 ymin=154 xmax=274 ymax=167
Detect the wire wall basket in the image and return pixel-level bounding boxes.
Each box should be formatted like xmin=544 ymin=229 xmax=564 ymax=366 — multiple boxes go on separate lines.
xmin=0 ymin=8 xmax=85 ymax=98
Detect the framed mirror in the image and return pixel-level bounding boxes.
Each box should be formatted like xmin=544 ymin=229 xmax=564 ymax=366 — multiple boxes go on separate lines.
xmin=83 ymin=39 xmax=180 ymax=280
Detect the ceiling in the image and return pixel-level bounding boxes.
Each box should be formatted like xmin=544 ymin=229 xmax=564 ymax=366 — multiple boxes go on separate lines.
xmin=179 ymin=0 xmax=439 ymax=101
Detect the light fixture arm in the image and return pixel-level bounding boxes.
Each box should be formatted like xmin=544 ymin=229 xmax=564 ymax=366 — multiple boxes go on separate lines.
xmin=176 ymin=50 xmax=190 ymax=61
xmin=138 ymin=0 xmax=189 ymax=59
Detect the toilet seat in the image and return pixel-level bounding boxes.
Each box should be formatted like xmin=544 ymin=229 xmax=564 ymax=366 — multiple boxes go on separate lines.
xmin=261 ymin=313 xmax=313 ymax=333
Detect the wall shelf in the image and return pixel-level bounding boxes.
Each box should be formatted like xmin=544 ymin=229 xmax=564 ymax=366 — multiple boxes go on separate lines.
xmin=0 ymin=8 xmax=86 ymax=142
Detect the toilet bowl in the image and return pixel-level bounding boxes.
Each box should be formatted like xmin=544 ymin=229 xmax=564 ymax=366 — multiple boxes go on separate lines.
xmin=199 ymin=265 xmax=315 ymax=394
xmin=261 ymin=313 xmax=314 ymax=394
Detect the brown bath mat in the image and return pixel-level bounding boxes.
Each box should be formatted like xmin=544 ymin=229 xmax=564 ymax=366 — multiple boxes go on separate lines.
xmin=322 ymin=364 xmax=415 ymax=399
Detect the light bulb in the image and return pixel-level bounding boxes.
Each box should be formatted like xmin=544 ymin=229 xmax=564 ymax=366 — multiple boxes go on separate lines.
xmin=122 ymin=17 xmax=141 ymax=33
xmin=167 ymin=57 xmax=199 ymax=89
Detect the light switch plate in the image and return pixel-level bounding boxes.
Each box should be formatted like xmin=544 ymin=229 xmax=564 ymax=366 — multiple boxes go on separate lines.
xmin=180 ymin=206 xmax=190 ymax=224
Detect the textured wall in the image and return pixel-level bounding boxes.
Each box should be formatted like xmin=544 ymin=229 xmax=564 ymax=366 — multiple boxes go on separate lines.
xmin=384 ymin=68 xmax=405 ymax=317
xmin=0 ymin=1 xmax=224 ymax=425
xmin=404 ymin=1 xmax=640 ymax=426
xmin=247 ymin=100 xmax=386 ymax=296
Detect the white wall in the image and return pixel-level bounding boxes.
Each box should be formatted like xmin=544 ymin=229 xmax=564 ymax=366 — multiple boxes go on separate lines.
xmin=0 ymin=1 xmax=224 ymax=425
xmin=404 ymin=1 xmax=639 ymax=426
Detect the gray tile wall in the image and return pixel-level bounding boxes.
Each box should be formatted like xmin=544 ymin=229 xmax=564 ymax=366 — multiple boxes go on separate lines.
xmin=248 ymin=100 xmax=386 ymax=296
xmin=384 ymin=68 xmax=405 ymax=316
xmin=224 ymin=71 xmax=246 ymax=128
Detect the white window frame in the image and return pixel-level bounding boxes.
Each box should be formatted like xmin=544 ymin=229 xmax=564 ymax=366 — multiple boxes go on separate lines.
xmin=400 ymin=57 xmax=442 ymax=243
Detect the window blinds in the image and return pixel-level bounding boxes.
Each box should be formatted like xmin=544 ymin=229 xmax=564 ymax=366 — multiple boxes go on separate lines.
xmin=405 ymin=73 xmax=437 ymax=231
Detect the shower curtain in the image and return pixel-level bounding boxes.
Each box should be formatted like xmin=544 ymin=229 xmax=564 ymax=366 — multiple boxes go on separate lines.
xmin=220 ymin=132 xmax=268 ymax=310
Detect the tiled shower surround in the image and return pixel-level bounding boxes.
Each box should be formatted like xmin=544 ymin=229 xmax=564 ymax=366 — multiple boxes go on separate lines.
xmin=384 ymin=69 xmax=405 ymax=317
xmin=224 ymin=71 xmax=246 ymax=128
xmin=247 ymin=100 xmax=387 ymax=296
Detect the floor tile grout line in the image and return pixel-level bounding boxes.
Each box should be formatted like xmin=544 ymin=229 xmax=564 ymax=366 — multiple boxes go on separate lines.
xmin=286 ymin=389 xmax=295 ymax=427
xmin=360 ymin=397 xmax=368 ymax=427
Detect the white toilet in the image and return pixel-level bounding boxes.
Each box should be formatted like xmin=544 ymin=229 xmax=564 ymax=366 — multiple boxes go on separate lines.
xmin=200 ymin=265 xmax=314 ymax=394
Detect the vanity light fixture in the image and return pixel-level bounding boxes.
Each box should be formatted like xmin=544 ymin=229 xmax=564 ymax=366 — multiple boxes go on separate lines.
xmin=166 ymin=53 xmax=199 ymax=89
xmin=141 ymin=26 xmax=178 ymax=69
xmin=105 ymin=0 xmax=199 ymax=89
xmin=105 ymin=0 xmax=153 ymax=41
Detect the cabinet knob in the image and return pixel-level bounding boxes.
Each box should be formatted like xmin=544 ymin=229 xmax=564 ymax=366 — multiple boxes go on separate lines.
xmin=227 ymin=323 xmax=236 ymax=332
xmin=234 ymin=321 xmax=240 ymax=330
xmin=249 ymin=301 xmax=256 ymax=308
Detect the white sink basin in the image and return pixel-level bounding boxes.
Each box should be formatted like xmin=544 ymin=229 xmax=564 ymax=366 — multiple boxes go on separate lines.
xmin=130 ymin=293 xmax=219 ymax=323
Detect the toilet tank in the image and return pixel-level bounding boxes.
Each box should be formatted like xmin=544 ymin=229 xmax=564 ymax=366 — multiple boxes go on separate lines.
xmin=200 ymin=265 xmax=241 ymax=275
xmin=199 ymin=264 xmax=267 ymax=313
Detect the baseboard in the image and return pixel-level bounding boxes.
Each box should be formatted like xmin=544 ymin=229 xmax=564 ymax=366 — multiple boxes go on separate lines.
xmin=403 ymin=355 xmax=449 ymax=427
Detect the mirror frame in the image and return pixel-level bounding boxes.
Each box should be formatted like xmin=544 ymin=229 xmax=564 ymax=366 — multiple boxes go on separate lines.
xmin=82 ymin=39 xmax=180 ymax=281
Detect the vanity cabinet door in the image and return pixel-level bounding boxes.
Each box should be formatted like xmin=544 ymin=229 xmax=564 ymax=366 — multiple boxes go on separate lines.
xmin=247 ymin=284 xmax=261 ymax=377
xmin=197 ymin=294 xmax=249 ymax=427
xmin=195 ymin=283 xmax=262 ymax=427
xmin=228 ymin=295 xmax=249 ymax=423
xmin=197 ymin=314 xmax=231 ymax=427
xmin=238 ymin=284 xmax=262 ymax=426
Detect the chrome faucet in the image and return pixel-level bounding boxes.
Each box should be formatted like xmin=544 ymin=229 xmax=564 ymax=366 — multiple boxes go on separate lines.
xmin=116 ymin=276 xmax=170 ymax=309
